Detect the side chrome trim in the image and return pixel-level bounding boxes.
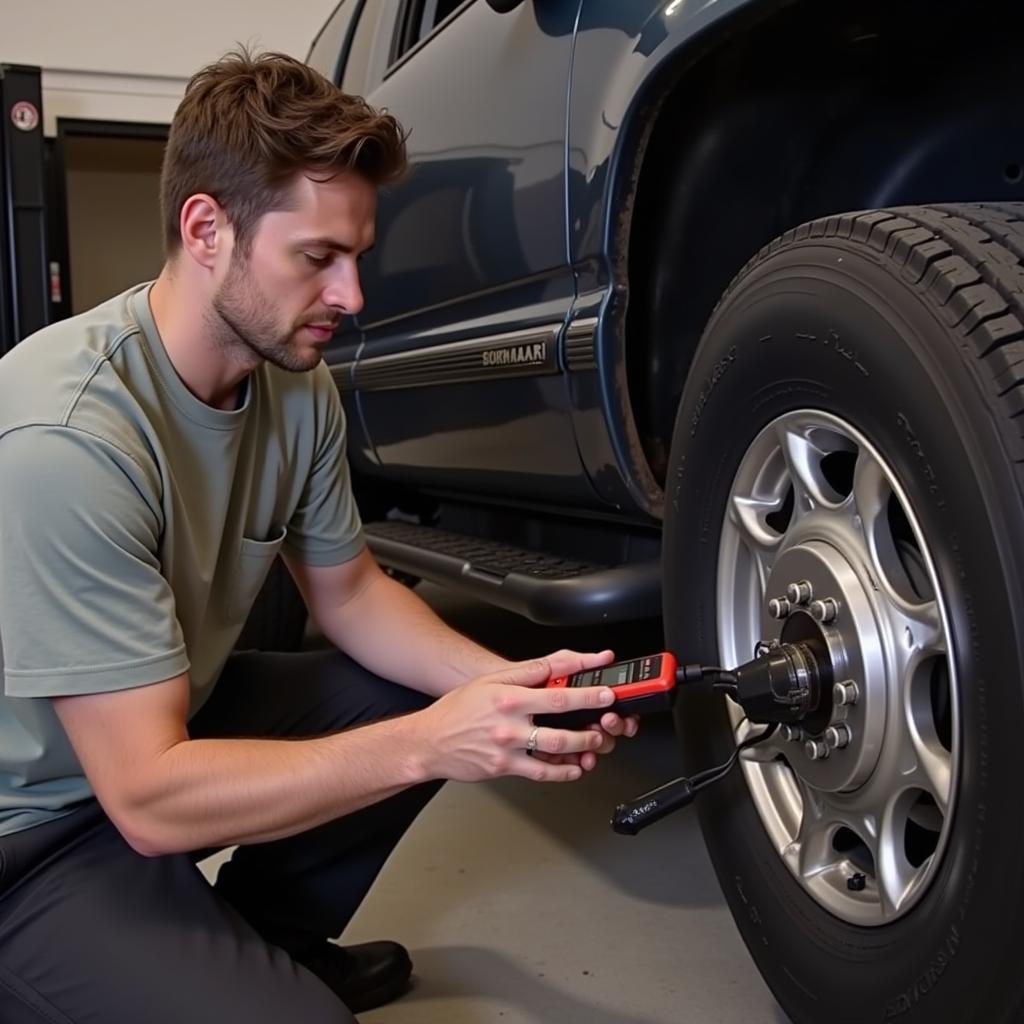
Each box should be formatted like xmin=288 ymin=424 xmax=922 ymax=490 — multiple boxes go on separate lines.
xmin=564 ymin=317 xmax=598 ymax=371
xmin=332 ymin=324 xmax=561 ymax=393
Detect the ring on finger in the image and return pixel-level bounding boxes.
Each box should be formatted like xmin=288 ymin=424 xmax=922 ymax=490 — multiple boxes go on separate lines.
xmin=525 ymin=725 xmax=540 ymax=753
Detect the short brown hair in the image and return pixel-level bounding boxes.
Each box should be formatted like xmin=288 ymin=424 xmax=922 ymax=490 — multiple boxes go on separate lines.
xmin=160 ymin=48 xmax=407 ymax=256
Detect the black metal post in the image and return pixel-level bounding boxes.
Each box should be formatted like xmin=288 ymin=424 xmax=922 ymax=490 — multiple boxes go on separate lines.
xmin=0 ymin=64 xmax=49 ymax=354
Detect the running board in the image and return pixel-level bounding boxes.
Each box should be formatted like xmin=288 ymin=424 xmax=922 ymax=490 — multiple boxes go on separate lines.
xmin=364 ymin=521 xmax=660 ymax=626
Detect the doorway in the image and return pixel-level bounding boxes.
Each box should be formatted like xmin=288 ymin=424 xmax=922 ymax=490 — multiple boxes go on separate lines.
xmin=51 ymin=120 xmax=167 ymax=318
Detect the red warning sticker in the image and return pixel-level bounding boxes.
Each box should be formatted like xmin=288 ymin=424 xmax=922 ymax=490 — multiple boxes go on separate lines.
xmin=11 ymin=101 xmax=39 ymax=132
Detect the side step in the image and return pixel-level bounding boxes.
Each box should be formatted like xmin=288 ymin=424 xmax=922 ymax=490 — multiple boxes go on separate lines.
xmin=364 ymin=521 xmax=661 ymax=626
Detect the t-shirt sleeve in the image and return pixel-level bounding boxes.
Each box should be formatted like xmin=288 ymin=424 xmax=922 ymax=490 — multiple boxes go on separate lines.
xmin=282 ymin=365 xmax=366 ymax=567
xmin=0 ymin=426 xmax=189 ymax=697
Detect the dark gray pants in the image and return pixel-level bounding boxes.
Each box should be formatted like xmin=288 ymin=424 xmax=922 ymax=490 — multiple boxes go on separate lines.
xmin=0 ymin=649 xmax=440 ymax=1023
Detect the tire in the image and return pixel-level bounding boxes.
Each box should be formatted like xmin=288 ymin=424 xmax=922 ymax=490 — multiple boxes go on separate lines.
xmin=235 ymin=557 xmax=308 ymax=652
xmin=664 ymin=204 xmax=1024 ymax=1024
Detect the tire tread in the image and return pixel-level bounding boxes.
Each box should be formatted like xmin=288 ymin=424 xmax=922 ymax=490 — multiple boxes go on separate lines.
xmin=723 ymin=202 xmax=1024 ymax=461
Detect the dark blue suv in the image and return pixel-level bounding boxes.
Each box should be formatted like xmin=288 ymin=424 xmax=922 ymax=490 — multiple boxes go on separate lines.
xmin=307 ymin=2 xmax=1024 ymax=1021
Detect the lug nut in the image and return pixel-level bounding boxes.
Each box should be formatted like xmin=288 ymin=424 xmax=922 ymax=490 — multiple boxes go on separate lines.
xmin=833 ymin=680 xmax=860 ymax=706
xmin=780 ymin=724 xmax=803 ymax=742
xmin=768 ymin=597 xmax=792 ymax=619
xmin=825 ymin=724 xmax=851 ymax=749
xmin=809 ymin=598 xmax=839 ymax=623
xmin=787 ymin=580 xmax=813 ymax=605
xmin=805 ymin=738 xmax=830 ymax=761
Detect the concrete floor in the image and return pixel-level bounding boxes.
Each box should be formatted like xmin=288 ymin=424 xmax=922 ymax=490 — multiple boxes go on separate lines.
xmin=206 ymin=583 xmax=792 ymax=1023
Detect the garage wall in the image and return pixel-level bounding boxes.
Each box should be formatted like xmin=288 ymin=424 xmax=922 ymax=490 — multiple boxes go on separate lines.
xmin=2 ymin=0 xmax=342 ymax=132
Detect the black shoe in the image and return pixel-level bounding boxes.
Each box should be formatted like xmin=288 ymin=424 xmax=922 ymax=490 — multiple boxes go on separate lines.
xmin=296 ymin=940 xmax=413 ymax=1013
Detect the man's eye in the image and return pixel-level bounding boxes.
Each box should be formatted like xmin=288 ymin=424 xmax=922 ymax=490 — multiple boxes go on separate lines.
xmin=303 ymin=253 xmax=332 ymax=268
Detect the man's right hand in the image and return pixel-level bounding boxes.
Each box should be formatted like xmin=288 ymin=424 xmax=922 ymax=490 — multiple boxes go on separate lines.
xmin=409 ymin=658 xmax=617 ymax=784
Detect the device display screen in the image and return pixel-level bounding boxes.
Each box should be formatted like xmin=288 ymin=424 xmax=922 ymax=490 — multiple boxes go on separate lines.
xmin=568 ymin=656 xmax=663 ymax=688
xmin=607 ymin=664 xmax=630 ymax=686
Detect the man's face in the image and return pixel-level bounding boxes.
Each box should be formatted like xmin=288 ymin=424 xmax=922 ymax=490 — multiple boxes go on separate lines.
xmin=211 ymin=170 xmax=377 ymax=372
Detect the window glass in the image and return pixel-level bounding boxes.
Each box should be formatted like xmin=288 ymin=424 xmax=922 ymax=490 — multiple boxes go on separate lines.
xmin=392 ymin=0 xmax=470 ymax=65
xmin=418 ymin=0 xmax=465 ymax=38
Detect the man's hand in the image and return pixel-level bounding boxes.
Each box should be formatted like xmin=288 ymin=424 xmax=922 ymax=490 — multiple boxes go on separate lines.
xmin=520 ymin=649 xmax=640 ymax=772
xmin=543 ymin=711 xmax=640 ymax=773
xmin=410 ymin=654 xmax=638 ymax=784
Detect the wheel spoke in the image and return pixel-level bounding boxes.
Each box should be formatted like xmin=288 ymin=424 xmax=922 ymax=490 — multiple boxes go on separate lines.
xmin=728 ymin=493 xmax=783 ymax=590
xmin=898 ymin=702 xmax=953 ymax=816
xmin=894 ymin=596 xmax=947 ymax=659
xmin=889 ymin=616 xmax=954 ymax=816
xmin=854 ymin=451 xmax=947 ymax=643
xmin=776 ymin=422 xmax=836 ymax=512
xmin=872 ymin=795 xmax=926 ymax=918
xmin=850 ymin=448 xmax=890 ymax=538
xmin=910 ymin=744 xmax=952 ymax=818
xmin=729 ymin=494 xmax=785 ymax=549
xmin=782 ymin=790 xmax=836 ymax=880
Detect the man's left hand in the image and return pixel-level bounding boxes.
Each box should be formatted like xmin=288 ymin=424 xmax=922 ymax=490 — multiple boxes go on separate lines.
xmin=508 ymin=648 xmax=641 ymax=773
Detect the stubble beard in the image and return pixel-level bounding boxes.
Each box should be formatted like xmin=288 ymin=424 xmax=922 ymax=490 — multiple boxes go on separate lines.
xmin=210 ymin=253 xmax=323 ymax=374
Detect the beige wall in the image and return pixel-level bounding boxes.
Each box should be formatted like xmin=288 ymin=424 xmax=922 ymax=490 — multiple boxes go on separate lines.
xmin=63 ymin=136 xmax=166 ymax=313
xmin=2 ymin=0 xmax=342 ymax=76
xmin=2 ymin=0 xmax=343 ymax=130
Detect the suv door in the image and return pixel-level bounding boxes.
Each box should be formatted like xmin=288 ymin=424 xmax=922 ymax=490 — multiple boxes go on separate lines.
xmin=305 ymin=0 xmax=379 ymax=469
xmin=332 ymin=0 xmax=595 ymax=505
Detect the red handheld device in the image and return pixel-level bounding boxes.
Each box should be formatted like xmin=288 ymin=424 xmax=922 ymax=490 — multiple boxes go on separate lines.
xmin=535 ymin=652 xmax=678 ymax=728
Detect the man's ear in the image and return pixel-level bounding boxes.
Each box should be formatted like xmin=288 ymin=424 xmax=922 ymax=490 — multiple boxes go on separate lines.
xmin=178 ymin=193 xmax=231 ymax=271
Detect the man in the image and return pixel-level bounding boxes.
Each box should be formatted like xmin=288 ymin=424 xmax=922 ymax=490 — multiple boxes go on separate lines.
xmin=0 ymin=50 xmax=637 ymax=1023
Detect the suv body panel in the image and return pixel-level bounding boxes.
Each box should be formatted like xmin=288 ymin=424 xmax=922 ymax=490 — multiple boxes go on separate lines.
xmin=309 ymin=0 xmax=782 ymax=524
xmin=324 ymin=1 xmax=601 ymax=508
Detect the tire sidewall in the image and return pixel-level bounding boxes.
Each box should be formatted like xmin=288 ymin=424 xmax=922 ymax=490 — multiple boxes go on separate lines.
xmin=664 ymin=240 xmax=1024 ymax=1023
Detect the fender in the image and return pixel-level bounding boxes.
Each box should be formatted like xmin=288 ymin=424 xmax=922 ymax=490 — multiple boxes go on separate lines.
xmin=569 ymin=0 xmax=784 ymax=270
xmin=563 ymin=0 xmax=784 ymax=519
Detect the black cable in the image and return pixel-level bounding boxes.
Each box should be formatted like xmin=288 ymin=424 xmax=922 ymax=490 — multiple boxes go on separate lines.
xmin=700 ymin=666 xmax=738 ymax=683
xmin=689 ymin=720 xmax=777 ymax=790
xmin=674 ymin=662 xmax=777 ymax=791
xmin=610 ymin=719 xmax=779 ymax=834
xmin=678 ymin=663 xmax=738 ymax=686
xmin=676 ymin=661 xmax=744 ymax=707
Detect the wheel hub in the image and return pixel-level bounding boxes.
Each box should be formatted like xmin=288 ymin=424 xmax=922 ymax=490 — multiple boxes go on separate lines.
xmin=765 ymin=541 xmax=887 ymax=793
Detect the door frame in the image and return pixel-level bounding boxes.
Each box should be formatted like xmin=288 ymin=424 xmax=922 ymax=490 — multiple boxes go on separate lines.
xmin=49 ymin=118 xmax=168 ymax=319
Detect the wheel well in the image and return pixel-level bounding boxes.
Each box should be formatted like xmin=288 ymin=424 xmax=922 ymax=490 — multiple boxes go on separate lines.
xmin=624 ymin=0 xmax=1024 ymax=484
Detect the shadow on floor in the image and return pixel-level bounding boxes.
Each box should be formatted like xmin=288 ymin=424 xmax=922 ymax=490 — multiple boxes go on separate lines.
xmin=475 ymin=729 xmax=725 ymax=909
xmin=363 ymin=944 xmax=679 ymax=1024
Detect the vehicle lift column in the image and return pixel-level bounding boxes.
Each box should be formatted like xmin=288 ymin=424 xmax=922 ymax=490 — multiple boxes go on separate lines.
xmin=0 ymin=64 xmax=50 ymax=354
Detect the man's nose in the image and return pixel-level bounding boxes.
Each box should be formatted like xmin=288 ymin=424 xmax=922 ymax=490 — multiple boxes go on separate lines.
xmin=322 ymin=264 xmax=364 ymax=316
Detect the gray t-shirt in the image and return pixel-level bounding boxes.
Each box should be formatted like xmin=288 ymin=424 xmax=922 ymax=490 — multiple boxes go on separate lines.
xmin=0 ymin=283 xmax=365 ymax=837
